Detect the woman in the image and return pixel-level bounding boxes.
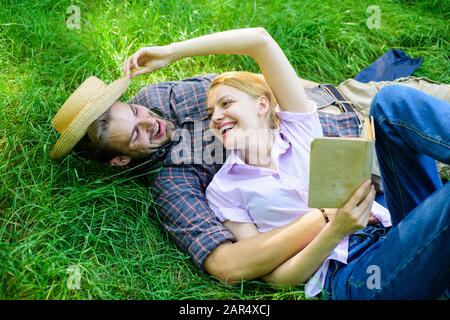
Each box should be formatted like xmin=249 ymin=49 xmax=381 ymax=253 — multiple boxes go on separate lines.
xmin=123 ymin=28 xmax=449 ymax=299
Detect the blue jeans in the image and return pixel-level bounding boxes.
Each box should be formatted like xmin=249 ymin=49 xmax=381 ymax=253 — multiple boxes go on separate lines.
xmin=323 ymin=85 xmax=450 ymax=299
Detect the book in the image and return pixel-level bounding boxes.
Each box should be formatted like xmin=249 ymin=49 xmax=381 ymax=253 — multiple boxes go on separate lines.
xmin=308 ymin=116 xmax=375 ymax=209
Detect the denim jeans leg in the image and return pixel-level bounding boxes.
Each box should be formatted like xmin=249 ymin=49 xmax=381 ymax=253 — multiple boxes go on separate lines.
xmin=369 ymin=85 xmax=450 ymax=225
xmin=327 ymin=87 xmax=450 ymax=299
xmin=331 ymin=182 xmax=450 ymax=299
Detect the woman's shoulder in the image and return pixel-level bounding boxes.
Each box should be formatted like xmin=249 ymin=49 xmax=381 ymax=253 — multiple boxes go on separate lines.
xmin=276 ymin=100 xmax=319 ymax=121
xmin=277 ymin=100 xmax=324 ymax=140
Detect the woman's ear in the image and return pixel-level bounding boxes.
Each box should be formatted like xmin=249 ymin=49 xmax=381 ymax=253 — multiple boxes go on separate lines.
xmin=110 ymin=155 xmax=131 ymax=167
xmin=257 ymin=96 xmax=270 ymax=116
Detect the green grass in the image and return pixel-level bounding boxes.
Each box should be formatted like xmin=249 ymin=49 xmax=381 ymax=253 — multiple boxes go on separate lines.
xmin=0 ymin=0 xmax=449 ymax=299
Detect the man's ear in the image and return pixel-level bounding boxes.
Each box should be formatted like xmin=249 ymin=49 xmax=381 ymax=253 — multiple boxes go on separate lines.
xmin=109 ymin=155 xmax=131 ymax=167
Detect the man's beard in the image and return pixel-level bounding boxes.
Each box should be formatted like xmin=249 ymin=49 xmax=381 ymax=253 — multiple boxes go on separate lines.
xmin=134 ymin=105 xmax=175 ymax=164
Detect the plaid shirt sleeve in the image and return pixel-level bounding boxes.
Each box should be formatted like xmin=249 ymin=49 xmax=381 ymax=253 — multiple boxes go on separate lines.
xmin=152 ymin=164 xmax=236 ymax=271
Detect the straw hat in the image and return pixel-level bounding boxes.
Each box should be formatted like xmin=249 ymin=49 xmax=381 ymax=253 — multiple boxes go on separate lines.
xmin=50 ymin=76 xmax=130 ymax=159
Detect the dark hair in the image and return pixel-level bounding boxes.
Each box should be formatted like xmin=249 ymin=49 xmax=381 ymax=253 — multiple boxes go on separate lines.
xmin=73 ymin=108 xmax=122 ymax=163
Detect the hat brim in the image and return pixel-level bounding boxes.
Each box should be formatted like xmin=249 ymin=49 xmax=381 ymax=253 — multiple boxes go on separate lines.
xmin=50 ymin=77 xmax=130 ymax=159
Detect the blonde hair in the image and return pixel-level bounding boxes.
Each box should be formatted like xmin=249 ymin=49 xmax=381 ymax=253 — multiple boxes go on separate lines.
xmin=209 ymin=71 xmax=280 ymax=129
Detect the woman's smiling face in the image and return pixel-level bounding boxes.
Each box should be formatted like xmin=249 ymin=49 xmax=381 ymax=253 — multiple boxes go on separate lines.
xmin=208 ymin=84 xmax=271 ymax=150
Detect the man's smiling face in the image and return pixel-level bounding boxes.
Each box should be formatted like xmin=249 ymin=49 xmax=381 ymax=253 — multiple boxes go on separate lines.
xmin=107 ymin=101 xmax=176 ymax=159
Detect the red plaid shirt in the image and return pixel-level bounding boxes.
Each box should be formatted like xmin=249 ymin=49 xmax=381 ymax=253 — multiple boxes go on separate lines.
xmin=131 ymin=75 xmax=360 ymax=271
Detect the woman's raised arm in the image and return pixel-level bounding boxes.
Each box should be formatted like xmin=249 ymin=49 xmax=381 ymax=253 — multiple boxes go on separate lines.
xmin=123 ymin=28 xmax=311 ymax=113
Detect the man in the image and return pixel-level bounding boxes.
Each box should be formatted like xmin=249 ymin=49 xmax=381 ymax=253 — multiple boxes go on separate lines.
xmin=50 ymin=49 xmax=449 ymax=284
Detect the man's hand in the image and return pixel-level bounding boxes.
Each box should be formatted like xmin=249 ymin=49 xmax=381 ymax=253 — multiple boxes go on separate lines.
xmin=123 ymin=45 xmax=174 ymax=77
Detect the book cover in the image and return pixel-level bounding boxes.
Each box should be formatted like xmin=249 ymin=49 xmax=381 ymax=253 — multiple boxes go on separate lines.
xmin=308 ymin=117 xmax=375 ymax=209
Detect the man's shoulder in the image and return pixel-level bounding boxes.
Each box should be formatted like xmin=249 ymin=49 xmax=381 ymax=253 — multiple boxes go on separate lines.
xmin=131 ymin=74 xmax=216 ymax=113
xmin=134 ymin=74 xmax=216 ymax=95
xmin=169 ymin=74 xmax=216 ymax=99
xmin=178 ymin=73 xmax=217 ymax=84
